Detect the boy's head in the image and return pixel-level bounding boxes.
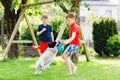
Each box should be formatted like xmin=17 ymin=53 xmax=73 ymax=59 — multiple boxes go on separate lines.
xmin=66 ymin=12 xmax=76 ymax=25
xmin=41 ymin=15 xmax=48 ymax=24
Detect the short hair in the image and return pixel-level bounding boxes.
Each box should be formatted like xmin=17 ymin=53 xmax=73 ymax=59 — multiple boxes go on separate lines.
xmin=66 ymin=12 xmax=76 ymax=19
xmin=42 ymin=15 xmax=48 ymax=19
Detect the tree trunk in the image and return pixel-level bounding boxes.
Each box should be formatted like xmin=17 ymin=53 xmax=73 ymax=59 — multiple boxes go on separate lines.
xmin=1 ymin=0 xmax=27 ymax=59
xmin=5 ymin=12 xmax=19 ymax=58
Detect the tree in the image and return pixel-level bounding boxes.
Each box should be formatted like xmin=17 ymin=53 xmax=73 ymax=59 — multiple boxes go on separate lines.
xmin=0 ymin=0 xmax=27 ymax=58
xmin=0 ymin=0 xmax=83 ymax=60
xmin=55 ymin=0 xmax=82 ymax=61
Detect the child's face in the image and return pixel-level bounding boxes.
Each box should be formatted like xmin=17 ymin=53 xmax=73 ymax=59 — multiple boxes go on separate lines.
xmin=42 ymin=18 xmax=48 ymax=24
xmin=66 ymin=18 xmax=74 ymax=25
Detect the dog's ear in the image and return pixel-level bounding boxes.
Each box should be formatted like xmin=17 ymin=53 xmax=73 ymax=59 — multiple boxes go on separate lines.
xmin=48 ymin=42 xmax=57 ymax=48
xmin=48 ymin=43 xmax=52 ymax=48
xmin=52 ymin=42 xmax=56 ymax=46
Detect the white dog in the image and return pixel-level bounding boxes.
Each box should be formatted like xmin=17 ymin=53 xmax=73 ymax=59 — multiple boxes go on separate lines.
xmin=35 ymin=42 xmax=58 ymax=74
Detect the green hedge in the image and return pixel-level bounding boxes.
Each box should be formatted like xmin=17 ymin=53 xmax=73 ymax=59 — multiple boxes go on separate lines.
xmin=92 ymin=17 xmax=118 ymax=56
xmin=51 ymin=19 xmax=63 ymax=40
xmin=105 ymin=34 xmax=120 ymax=56
xmin=51 ymin=19 xmax=69 ymax=40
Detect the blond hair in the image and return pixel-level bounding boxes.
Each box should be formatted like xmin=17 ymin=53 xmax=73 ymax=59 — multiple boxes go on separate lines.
xmin=42 ymin=15 xmax=48 ymax=19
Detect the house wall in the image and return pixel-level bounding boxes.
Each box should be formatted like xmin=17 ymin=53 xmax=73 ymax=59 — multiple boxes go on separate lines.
xmin=80 ymin=1 xmax=119 ymax=47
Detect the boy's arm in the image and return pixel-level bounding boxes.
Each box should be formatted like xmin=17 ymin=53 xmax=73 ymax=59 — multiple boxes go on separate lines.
xmin=63 ymin=32 xmax=76 ymax=45
xmin=36 ymin=28 xmax=46 ymax=36
xmin=51 ymin=32 xmax=54 ymax=42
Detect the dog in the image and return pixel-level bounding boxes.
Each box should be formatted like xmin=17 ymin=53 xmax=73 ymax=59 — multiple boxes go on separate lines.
xmin=35 ymin=42 xmax=58 ymax=74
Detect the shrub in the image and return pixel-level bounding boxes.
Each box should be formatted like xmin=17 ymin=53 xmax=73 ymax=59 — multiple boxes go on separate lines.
xmin=51 ymin=19 xmax=63 ymax=40
xmin=51 ymin=19 xmax=69 ymax=40
xmin=20 ymin=27 xmax=39 ymax=46
xmin=92 ymin=17 xmax=118 ymax=56
xmin=105 ymin=34 xmax=120 ymax=56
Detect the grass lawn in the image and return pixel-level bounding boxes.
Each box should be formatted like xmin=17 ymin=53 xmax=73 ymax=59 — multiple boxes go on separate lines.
xmin=0 ymin=55 xmax=120 ymax=80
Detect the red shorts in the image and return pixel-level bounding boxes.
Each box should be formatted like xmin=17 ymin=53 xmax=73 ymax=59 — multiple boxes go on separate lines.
xmin=38 ymin=41 xmax=49 ymax=54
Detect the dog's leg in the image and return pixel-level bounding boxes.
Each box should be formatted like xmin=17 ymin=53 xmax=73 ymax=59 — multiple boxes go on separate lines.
xmin=42 ymin=54 xmax=57 ymax=70
xmin=41 ymin=61 xmax=44 ymax=67
xmin=42 ymin=63 xmax=51 ymax=70
xmin=35 ymin=61 xmax=42 ymax=74
xmin=39 ymin=66 xmax=44 ymax=74
xmin=35 ymin=63 xmax=40 ymax=74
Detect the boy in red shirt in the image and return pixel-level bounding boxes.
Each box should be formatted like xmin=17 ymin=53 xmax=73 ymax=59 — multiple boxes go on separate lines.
xmin=62 ymin=12 xmax=81 ymax=75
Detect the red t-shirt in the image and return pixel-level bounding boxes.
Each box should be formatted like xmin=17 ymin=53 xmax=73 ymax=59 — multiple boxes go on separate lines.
xmin=69 ymin=23 xmax=81 ymax=45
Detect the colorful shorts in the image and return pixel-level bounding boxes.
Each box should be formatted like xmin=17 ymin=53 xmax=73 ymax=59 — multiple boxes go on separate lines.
xmin=64 ymin=44 xmax=80 ymax=56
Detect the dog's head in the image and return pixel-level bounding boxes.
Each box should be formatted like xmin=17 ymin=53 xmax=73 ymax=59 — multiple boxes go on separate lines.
xmin=48 ymin=42 xmax=57 ymax=48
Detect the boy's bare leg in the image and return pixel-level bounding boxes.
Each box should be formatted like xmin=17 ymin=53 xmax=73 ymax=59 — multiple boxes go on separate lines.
xmin=62 ymin=53 xmax=72 ymax=75
xmin=70 ymin=59 xmax=77 ymax=73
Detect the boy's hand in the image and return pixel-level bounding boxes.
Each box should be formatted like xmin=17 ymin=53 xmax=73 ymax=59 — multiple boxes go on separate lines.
xmin=63 ymin=41 xmax=68 ymax=45
xmin=60 ymin=40 xmax=67 ymax=45
xmin=42 ymin=28 xmax=46 ymax=32
xmin=60 ymin=40 xmax=64 ymax=42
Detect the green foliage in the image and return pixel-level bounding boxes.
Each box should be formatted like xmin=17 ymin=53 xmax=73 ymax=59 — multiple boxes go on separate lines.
xmin=0 ymin=4 xmax=4 ymax=17
xmin=92 ymin=17 xmax=118 ymax=56
xmin=55 ymin=0 xmax=72 ymax=11
xmin=55 ymin=0 xmax=83 ymax=13
xmin=51 ymin=19 xmax=69 ymax=40
xmin=62 ymin=24 xmax=69 ymax=39
xmin=27 ymin=0 xmax=39 ymax=3
xmin=105 ymin=34 xmax=120 ymax=56
xmin=51 ymin=19 xmax=62 ymax=40
xmin=71 ymin=7 xmax=79 ymax=13
xmin=34 ymin=28 xmax=40 ymax=44
xmin=10 ymin=0 xmax=21 ymax=12
xmin=55 ymin=0 xmax=71 ymax=5
xmin=84 ymin=2 xmax=90 ymax=11
xmin=26 ymin=5 xmax=43 ymax=16
xmin=20 ymin=27 xmax=39 ymax=46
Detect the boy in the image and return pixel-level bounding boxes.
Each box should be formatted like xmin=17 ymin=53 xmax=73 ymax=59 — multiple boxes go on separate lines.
xmin=62 ymin=12 xmax=81 ymax=75
xmin=36 ymin=15 xmax=54 ymax=54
